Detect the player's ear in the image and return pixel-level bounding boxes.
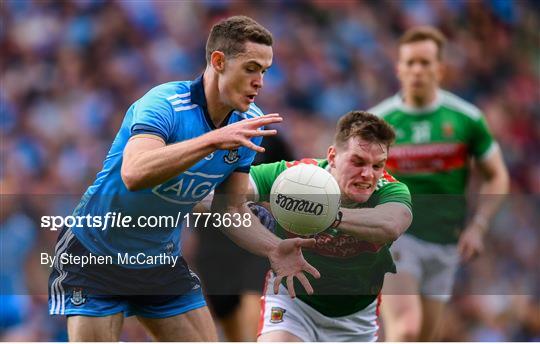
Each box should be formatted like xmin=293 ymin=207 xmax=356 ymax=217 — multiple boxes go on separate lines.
xmin=210 ymin=51 xmax=226 ymax=72
xmin=395 ymin=59 xmax=405 ymax=82
xmin=327 ymin=145 xmax=337 ymax=168
xmin=436 ymin=61 xmax=445 ymax=82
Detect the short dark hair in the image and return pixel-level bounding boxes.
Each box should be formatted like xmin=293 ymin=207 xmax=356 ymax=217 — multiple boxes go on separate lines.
xmin=334 ymin=111 xmax=396 ymax=149
xmin=399 ymin=26 xmax=447 ymax=60
xmin=205 ymin=16 xmax=273 ymax=64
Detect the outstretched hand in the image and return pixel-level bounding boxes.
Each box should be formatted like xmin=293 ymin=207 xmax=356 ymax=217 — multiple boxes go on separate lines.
xmin=211 ymin=113 xmax=282 ymax=153
xmin=267 ymin=238 xmax=321 ymax=298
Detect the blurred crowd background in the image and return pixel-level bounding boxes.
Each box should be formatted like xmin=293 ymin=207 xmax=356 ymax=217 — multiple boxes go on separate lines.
xmin=1 ymin=0 xmax=539 ymax=341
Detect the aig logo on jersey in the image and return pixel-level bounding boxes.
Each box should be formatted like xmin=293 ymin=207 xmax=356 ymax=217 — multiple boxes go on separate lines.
xmin=270 ymin=307 xmax=286 ymax=323
xmin=224 ymin=149 xmax=240 ymax=164
xmin=153 ymin=171 xmax=223 ymax=204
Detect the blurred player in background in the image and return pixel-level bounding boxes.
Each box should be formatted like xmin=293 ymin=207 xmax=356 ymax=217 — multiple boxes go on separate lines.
xmin=369 ymin=26 xmax=509 ymax=341
xmin=249 ymin=111 xmax=413 ymax=341
xmin=47 ymin=15 xmax=319 ymax=341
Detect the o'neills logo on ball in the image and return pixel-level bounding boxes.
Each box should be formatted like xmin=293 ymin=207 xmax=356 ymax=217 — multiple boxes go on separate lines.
xmin=275 ymin=194 xmax=324 ymax=215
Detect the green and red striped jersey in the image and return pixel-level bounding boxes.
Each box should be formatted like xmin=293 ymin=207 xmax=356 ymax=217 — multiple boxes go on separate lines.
xmin=250 ymin=158 xmax=411 ymax=317
xmin=370 ymin=89 xmax=497 ymax=244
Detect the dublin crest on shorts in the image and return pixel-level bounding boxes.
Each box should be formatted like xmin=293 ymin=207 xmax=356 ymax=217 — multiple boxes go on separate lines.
xmin=70 ymin=288 xmax=86 ymax=306
xmin=270 ymin=307 xmax=286 ymax=323
xmin=224 ymin=149 xmax=240 ymax=164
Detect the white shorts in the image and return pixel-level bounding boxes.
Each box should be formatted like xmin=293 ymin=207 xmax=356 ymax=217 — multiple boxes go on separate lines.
xmin=258 ymin=272 xmax=380 ymax=342
xmin=390 ymin=234 xmax=459 ymax=302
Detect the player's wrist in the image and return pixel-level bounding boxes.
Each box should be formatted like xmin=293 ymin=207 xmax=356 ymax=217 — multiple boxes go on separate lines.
xmin=469 ymin=214 xmax=489 ymax=234
xmin=266 ymin=240 xmax=281 ymax=261
xmin=204 ymin=131 xmax=221 ymax=150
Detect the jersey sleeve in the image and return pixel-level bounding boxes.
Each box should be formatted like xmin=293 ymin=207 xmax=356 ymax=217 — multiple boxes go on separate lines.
xmin=375 ymin=180 xmax=412 ymax=213
xmin=249 ymin=160 xmax=288 ymax=202
xmin=131 ymin=89 xmax=176 ymax=143
xmin=469 ymin=115 xmax=496 ymax=160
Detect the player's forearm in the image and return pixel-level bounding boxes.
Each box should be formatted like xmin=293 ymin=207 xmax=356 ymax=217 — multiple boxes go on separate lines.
xmin=199 ymin=192 xmax=279 ymax=255
xmin=122 ymin=133 xmax=218 ymax=191
xmin=337 ymin=204 xmax=412 ymax=245
xmin=220 ymin=203 xmax=280 ymax=257
xmin=469 ymin=167 xmax=509 ymax=232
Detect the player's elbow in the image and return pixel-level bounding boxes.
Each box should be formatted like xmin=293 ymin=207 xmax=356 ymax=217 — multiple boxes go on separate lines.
xmin=384 ymin=209 xmax=412 ymax=242
xmin=121 ymin=167 xmax=144 ymax=191
xmin=381 ymin=221 xmax=401 ymax=243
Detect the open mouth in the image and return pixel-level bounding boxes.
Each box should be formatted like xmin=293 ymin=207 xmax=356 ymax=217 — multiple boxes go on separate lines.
xmin=246 ymin=95 xmax=256 ymax=102
xmin=353 ymin=183 xmax=371 ymax=190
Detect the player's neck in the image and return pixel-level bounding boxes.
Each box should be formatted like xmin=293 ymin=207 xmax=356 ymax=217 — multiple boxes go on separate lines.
xmin=403 ymin=89 xmax=437 ymax=109
xmin=203 ymin=71 xmax=233 ymax=127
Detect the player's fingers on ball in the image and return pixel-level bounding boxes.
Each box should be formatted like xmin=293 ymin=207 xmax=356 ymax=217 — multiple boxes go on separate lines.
xmin=298 ymin=238 xmax=316 ymax=248
xmin=296 ymin=273 xmax=313 ymax=295
xmin=273 ymin=275 xmax=283 ymax=294
xmin=292 ymin=237 xmax=310 ymax=248
xmin=304 ymin=263 xmax=321 ymax=279
xmin=286 ymin=275 xmax=296 ymax=298
xmin=291 ymin=238 xmax=303 ymax=248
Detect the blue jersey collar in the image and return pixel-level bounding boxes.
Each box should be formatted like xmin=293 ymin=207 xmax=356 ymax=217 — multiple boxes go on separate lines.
xmin=190 ymin=74 xmax=234 ymax=130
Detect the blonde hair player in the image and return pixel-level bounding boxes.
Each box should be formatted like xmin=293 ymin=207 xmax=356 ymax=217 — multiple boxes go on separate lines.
xmin=370 ymin=26 xmax=509 ymax=341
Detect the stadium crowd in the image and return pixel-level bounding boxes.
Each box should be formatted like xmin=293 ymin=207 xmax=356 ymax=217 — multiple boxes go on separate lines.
xmin=1 ymin=0 xmax=538 ymax=341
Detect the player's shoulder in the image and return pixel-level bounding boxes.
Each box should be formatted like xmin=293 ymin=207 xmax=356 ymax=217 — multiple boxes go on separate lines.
xmin=368 ymin=94 xmax=401 ymax=118
xmin=139 ymin=81 xmax=199 ymax=111
xmin=439 ymin=89 xmax=483 ymax=120
xmin=375 ymin=170 xmax=408 ymax=192
xmin=143 ymin=81 xmax=190 ymax=99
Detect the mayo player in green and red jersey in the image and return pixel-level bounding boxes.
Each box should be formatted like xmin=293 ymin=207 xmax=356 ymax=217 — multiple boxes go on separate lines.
xmin=248 ymin=111 xmax=413 ymax=342
xmin=369 ymin=27 xmax=509 ymax=341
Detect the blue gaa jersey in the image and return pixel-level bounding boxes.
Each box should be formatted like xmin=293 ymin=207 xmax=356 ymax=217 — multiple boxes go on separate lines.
xmin=72 ymin=76 xmax=264 ymax=266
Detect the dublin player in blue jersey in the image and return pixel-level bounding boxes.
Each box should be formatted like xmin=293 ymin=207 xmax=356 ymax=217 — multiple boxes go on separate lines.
xmin=48 ymin=16 xmax=320 ymax=341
